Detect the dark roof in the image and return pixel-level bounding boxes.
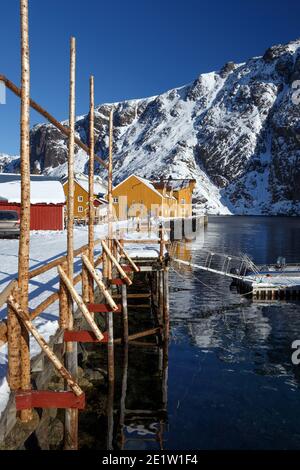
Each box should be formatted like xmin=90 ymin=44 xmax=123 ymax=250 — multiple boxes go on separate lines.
xmin=0 ymin=173 xmax=60 ymax=183
xmin=152 ymin=178 xmax=196 ymax=191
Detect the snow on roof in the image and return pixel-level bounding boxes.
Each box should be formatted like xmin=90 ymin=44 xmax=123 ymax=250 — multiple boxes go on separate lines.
xmin=0 ymin=179 xmax=65 ymax=204
xmin=112 ymin=174 xmax=163 ymax=199
xmin=70 ymin=173 xmax=108 ymax=196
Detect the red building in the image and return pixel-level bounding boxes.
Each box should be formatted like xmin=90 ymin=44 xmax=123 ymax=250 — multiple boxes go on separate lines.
xmin=0 ymin=174 xmax=65 ymax=231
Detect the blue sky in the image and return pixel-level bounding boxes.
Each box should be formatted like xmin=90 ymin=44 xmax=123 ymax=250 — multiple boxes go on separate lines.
xmin=0 ymin=0 xmax=299 ymax=154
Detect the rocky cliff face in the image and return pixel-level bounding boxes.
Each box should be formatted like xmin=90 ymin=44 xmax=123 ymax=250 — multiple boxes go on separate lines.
xmin=2 ymin=38 xmax=300 ymax=215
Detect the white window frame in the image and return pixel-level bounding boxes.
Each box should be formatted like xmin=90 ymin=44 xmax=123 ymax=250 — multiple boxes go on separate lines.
xmin=78 ymin=206 xmax=84 ymax=213
xmin=78 ymin=196 xmax=83 ymax=202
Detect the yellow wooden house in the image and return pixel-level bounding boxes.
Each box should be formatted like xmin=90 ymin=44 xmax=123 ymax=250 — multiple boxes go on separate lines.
xmin=152 ymin=179 xmax=196 ymax=217
xmin=63 ymin=173 xmax=108 ymax=221
xmin=111 ymin=175 xmax=195 ymax=220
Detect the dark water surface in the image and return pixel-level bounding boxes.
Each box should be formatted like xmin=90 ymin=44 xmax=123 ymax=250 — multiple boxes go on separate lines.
xmin=166 ymin=216 xmax=300 ymax=449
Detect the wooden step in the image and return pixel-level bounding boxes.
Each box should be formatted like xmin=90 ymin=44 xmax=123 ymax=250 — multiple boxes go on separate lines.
xmin=64 ymin=330 xmax=109 ymax=343
xmin=87 ymin=303 xmax=122 ymax=313
xmin=16 ymin=390 xmax=85 ymax=410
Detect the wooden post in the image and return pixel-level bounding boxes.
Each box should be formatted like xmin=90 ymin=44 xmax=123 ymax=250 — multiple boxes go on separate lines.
xmin=88 ymin=76 xmax=95 ymax=304
xmin=108 ymin=109 xmax=114 ymax=281
xmin=121 ymin=284 xmax=129 ymax=344
xmin=163 ymin=267 xmax=170 ymax=341
xmin=7 ymin=288 xmax=21 ymax=391
xmin=18 ymin=0 xmax=32 ymax=423
xmin=59 ymin=261 xmax=69 ymax=329
xmin=82 ymin=249 xmax=90 ymax=305
xmin=65 ymin=36 xmax=78 ymax=451
xmin=159 ymin=225 xmax=164 ymax=262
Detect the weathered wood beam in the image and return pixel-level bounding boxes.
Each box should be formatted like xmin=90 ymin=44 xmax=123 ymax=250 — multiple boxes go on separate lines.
xmin=0 ymin=74 xmax=107 ymax=169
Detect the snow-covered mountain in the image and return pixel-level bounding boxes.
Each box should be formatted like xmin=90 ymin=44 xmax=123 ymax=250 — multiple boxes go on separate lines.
xmin=1 ymin=39 xmax=300 ymax=214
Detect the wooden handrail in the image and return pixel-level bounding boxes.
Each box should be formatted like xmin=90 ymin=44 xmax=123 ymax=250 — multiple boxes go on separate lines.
xmin=101 ymin=240 xmax=132 ymax=286
xmin=8 ymin=296 xmax=84 ymax=397
xmin=58 ymin=266 xmax=104 ymax=341
xmin=0 ymin=74 xmax=108 ymax=169
xmin=114 ymin=239 xmax=140 ymax=273
xmin=0 ymin=253 xmax=104 ymax=347
xmin=29 ymin=239 xmax=102 ymax=280
xmin=82 ymin=255 xmax=118 ymax=311
xmin=0 ymin=279 xmax=18 ymax=309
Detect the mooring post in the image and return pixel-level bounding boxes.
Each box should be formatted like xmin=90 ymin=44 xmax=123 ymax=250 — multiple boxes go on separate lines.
xmin=64 ymin=36 xmax=78 ymax=451
xmin=18 ymin=0 xmax=32 ymax=423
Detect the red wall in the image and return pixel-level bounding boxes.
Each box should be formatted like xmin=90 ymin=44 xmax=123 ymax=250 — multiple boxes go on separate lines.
xmin=0 ymin=202 xmax=64 ymax=231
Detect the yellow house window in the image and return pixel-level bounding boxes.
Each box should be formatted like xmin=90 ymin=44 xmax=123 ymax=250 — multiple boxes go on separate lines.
xmin=78 ymin=206 xmax=84 ymax=213
xmin=113 ymin=197 xmax=119 ymax=203
xmin=78 ymin=196 xmax=83 ymax=202
xmin=181 ymin=198 xmax=186 ymax=204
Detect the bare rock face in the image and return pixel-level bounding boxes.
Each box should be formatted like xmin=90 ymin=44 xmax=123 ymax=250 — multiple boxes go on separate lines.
xmin=2 ymin=38 xmax=300 ymax=214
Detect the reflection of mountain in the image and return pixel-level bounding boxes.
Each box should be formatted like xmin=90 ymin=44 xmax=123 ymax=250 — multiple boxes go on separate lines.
xmin=187 ymin=305 xmax=272 ymax=351
xmin=184 ymin=302 xmax=300 ymax=387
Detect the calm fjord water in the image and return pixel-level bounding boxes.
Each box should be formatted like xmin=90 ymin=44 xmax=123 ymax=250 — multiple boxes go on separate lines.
xmin=166 ymin=216 xmax=300 ymax=450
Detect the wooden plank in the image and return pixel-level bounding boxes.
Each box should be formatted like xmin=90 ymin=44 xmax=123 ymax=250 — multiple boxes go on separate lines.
xmin=15 ymin=390 xmax=85 ymax=410
xmin=113 ymin=293 xmax=151 ymax=299
xmin=114 ymin=327 xmax=161 ymax=344
xmin=64 ymin=330 xmax=109 ymax=344
xmin=122 ymin=240 xmax=160 ymax=244
xmin=58 ymin=266 xmax=104 ymax=341
xmin=87 ymin=303 xmax=122 ymax=313
xmin=7 ymin=296 xmax=84 ymax=397
xmin=110 ymin=279 xmax=126 ymax=286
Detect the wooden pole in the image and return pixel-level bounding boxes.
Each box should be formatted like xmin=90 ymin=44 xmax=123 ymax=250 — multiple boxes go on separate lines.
xmin=108 ymin=109 xmax=114 ymax=281
xmin=59 ymin=261 xmax=69 ymax=329
xmin=121 ymin=284 xmax=129 ymax=344
xmin=58 ymin=266 xmax=104 ymax=341
xmin=65 ymin=36 xmax=78 ymax=451
xmin=19 ymin=0 xmax=32 ymax=423
xmin=101 ymin=240 xmax=132 ymax=285
xmin=81 ymin=255 xmax=118 ymax=311
xmin=7 ymin=288 xmax=21 ymax=391
xmin=163 ymin=267 xmax=170 ymax=341
xmin=114 ymin=238 xmax=140 ymax=273
xmin=0 ymin=74 xmax=108 ymax=169
xmin=88 ymin=76 xmax=95 ymax=303
xmin=82 ymin=249 xmax=90 ymax=305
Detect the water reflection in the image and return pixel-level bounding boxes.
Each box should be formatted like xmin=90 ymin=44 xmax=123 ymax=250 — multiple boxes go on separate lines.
xmin=112 ymin=340 xmax=169 ymax=450
xmin=167 ymin=216 xmax=300 ymax=449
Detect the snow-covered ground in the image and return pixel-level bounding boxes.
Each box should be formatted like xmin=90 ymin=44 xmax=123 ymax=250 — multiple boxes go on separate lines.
xmin=0 ymin=227 xmax=99 ymax=417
